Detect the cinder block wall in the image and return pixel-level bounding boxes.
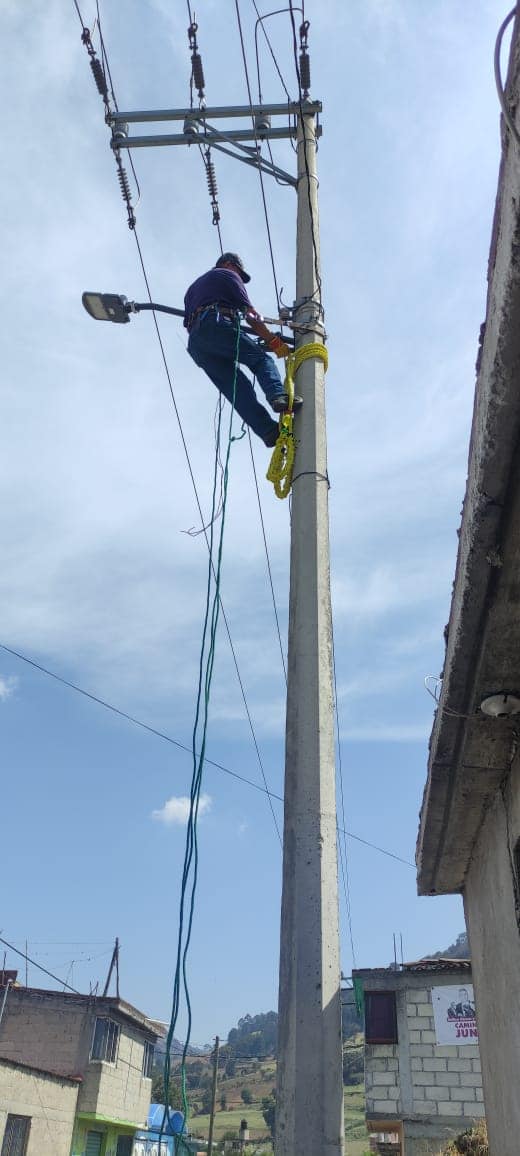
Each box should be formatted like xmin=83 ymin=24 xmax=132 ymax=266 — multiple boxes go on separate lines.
xmin=404 ymin=986 xmax=483 ymax=1120
xmin=0 ymin=1059 xmax=79 ymax=1156
xmin=364 ymin=1043 xmax=400 ymax=1115
xmin=360 ymin=969 xmax=484 ymax=1156
xmin=0 ymin=989 xmax=92 ymax=1073
xmin=464 ymin=763 xmax=520 ymax=1156
xmin=78 ymin=1021 xmax=151 ymax=1126
xmin=0 ymin=989 xmax=152 ymax=1131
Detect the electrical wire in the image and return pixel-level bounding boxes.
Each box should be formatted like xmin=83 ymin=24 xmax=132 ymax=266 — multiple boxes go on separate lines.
xmin=247 ymin=429 xmax=288 ymax=683
xmin=250 ymin=2 xmax=351 ymax=957
xmin=130 ymin=221 xmax=282 ymax=847
xmin=287 ymin=0 xmax=323 ymax=312
xmin=72 ymin=0 xmax=85 ymax=28
xmin=95 ymin=0 xmax=142 ymax=206
xmin=494 ymin=7 xmax=520 ymax=148
xmin=0 ymin=935 xmax=81 ymax=994
xmin=1 ymin=639 xmax=413 ymax=865
xmin=72 ymin=0 xmax=282 ymax=842
xmin=162 ymin=323 xmax=242 ymax=1150
xmin=252 ymin=3 xmax=295 ymax=102
xmin=73 ymin=0 xmax=286 ymax=797
xmin=0 ymin=642 xmax=274 ymax=799
xmin=234 ymin=0 xmax=282 ymax=309
xmin=252 ymin=4 xmax=299 ymax=158
xmin=424 ymin=676 xmax=488 ymax=721
xmin=332 ymin=627 xmax=356 ymax=970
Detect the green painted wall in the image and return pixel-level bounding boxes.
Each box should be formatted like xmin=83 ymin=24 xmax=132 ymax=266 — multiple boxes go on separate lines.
xmin=71 ymin=1116 xmax=136 ymax=1156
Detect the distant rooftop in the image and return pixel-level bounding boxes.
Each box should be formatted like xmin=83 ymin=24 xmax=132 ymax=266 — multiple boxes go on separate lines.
xmin=402 ymin=958 xmax=471 ymax=972
xmin=352 ymin=958 xmax=472 ymax=980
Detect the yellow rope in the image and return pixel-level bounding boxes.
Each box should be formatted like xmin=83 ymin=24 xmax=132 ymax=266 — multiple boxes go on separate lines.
xmin=266 ymin=342 xmax=328 ymax=499
xmin=266 ymin=412 xmax=295 ymax=500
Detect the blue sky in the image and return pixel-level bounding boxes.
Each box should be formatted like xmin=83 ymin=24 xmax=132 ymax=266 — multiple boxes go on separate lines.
xmin=1 ymin=0 xmax=504 ymax=1044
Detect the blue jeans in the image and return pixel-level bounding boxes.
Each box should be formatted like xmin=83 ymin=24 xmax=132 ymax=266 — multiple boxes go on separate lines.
xmin=187 ymin=314 xmax=282 ymax=441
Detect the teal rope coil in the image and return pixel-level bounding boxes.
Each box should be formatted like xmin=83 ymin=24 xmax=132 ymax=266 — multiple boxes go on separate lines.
xmin=161 ymin=319 xmax=242 ymax=1154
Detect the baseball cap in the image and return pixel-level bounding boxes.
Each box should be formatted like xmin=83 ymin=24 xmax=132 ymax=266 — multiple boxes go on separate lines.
xmin=215 ymin=252 xmax=251 ymax=283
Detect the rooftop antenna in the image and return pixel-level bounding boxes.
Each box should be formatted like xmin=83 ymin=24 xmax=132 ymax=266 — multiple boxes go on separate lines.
xmin=102 ymin=937 xmax=120 ymax=998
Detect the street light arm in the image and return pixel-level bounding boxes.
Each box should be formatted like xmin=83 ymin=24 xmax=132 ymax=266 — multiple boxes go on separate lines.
xmin=130 ymin=301 xmax=185 ymax=318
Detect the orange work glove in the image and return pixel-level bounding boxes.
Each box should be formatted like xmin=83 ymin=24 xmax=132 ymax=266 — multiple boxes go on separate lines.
xmin=267 ymin=334 xmax=290 ymax=359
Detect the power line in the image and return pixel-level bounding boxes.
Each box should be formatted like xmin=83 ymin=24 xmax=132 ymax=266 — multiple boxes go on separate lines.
xmin=332 ymin=625 xmax=356 ymax=970
xmin=233 ymin=0 xmax=282 ymax=308
xmin=162 ymin=359 xmax=240 ymax=1135
xmin=131 ymin=236 xmax=283 ymax=847
xmin=287 ymin=1 xmax=322 ymax=312
xmin=251 ymin=3 xmax=295 ymax=104
xmin=1 ymin=640 xmax=414 ymax=867
xmin=247 ymin=430 xmax=288 ymax=683
xmin=72 ymin=0 xmax=282 ymax=847
xmin=0 ymin=642 xmax=273 ymax=799
xmin=0 ymin=935 xmax=81 ymax=994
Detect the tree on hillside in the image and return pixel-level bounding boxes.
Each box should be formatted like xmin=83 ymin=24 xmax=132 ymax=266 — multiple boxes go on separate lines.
xmin=185 ymin=1059 xmax=206 ymax=1089
xmin=342 ymin=1042 xmax=364 ymax=1086
xmin=151 ymin=1068 xmax=183 ymax=1108
xmin=261 ymin=1093 xmax=276 ymax=1138
xmin=428 ymin=931 xmax=470 ymax=960
xmin=341 ymin=1000 xmax=362 ymax=1040
xmin=216 ymin=1043 xmax=231 ymax=1071
xmin=200 ymin=1088 xmax=213 ymax=1114
xmin=227 ymin=1011 xmax=278 ymax=1057
xmin=241 ymin=1088 xmax=253 ymax=1104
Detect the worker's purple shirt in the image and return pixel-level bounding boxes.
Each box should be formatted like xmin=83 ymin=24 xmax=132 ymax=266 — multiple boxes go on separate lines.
xmin=183 ymin=268 xmax=252 ymax=328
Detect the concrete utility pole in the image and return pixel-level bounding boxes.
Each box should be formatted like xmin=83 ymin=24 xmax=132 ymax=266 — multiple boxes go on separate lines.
xmin=98 ymin=75 xmax=343 ymax=1156
xmin=207 ymin=1035 xmax=220 ymax=1156
xmin=275 ymin=109 xmax=344 ymax=1156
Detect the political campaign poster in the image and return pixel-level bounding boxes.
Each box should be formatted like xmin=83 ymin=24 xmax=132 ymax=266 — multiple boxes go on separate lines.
xmin=431 ymin=984 xmax=478 ymax=1045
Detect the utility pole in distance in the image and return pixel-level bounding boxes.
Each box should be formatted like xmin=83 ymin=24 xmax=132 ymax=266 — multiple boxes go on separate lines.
xmin=86 ymin=33 xmax=343 ymax=1155
xmin=207 ymin=1035 xmax=220 ymax=1156
xmin=275 ymin=110 xmax=344 ymax=1156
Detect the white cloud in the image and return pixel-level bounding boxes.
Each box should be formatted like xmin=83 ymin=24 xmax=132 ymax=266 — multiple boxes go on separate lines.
xmin=152 ymin=793 xmax=212 ymax=826
xmin=0 ymin=676 xmax=18 ymax=702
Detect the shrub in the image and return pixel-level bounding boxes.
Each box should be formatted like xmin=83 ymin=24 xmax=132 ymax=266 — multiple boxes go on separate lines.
xmin=442 ymin=1120 xmax=488 ymax=1156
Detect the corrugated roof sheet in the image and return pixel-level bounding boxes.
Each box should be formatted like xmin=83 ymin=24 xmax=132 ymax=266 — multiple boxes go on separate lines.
xmin=402 ymin=958 xmax=471 ymax=972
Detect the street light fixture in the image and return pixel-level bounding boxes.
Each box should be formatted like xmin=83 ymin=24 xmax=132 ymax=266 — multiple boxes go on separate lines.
xmin=82 ymin=291 xmax=184 ymax=323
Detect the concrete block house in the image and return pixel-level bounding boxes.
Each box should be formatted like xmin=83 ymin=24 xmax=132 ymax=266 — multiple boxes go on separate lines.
xmin=351 ymin=961 xmax=483 ymax=1156
xmin=0 ymin=980 xmax=157 ymax=1156
xmin=416 ymin=11 xmax=520 ymax=1156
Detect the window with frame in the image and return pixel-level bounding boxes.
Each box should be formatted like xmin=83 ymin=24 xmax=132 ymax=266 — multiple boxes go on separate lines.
xmin=142 ymin=1040 xmax=154 ymax=1079
xmin=365 ymin=990 xmax=398 ymax=1044
xmin=91 ymin=1016 xmax=120 ymax=1063
xmin=1 ymin=1114 xmax=31 ymax=1156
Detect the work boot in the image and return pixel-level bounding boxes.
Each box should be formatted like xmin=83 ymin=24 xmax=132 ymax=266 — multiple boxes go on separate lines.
xmin=271 ymin=393 xmax=303 ymax=413
xmin=263 ymin=427 xmax=279 ymax=447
